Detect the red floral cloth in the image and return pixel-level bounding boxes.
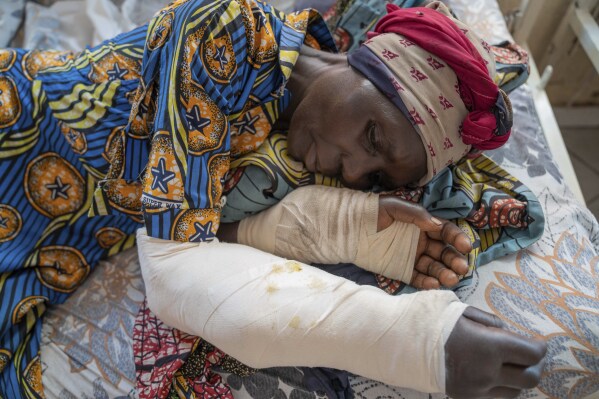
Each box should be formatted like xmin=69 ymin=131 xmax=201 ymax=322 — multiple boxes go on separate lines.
xmin=133 ymin=300 xmax=237 ymax=399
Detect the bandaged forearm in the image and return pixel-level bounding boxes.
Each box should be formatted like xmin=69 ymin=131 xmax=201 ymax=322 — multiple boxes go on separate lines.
xmin=137 ymin=229 xmax=468 ymax=393
xmin=237 ymin=185 xmax=419 ymax=283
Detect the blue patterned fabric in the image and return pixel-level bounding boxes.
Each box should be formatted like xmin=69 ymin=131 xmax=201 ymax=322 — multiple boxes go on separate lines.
xmin=90 ymin=0 xmax=335 ymax=243
xmin=330 ymin=0 xmax=426 ymax=52
xmin=0 ymin=26 xmax=146 ymax=397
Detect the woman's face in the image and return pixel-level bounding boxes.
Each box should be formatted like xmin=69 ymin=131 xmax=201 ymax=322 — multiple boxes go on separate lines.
xmin=287 ymin=65 xmax=427 ymax=190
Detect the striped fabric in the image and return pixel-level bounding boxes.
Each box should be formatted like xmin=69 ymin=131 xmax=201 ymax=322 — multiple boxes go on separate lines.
xmin=0 ymin=25 xmax=146 ymax=398
xmin=90 ymin=0 xmax=335 ymax=243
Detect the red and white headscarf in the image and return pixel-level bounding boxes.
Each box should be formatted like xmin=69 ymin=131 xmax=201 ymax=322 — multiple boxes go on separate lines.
xmin=348 ymin=1 xmax=512 ymax=185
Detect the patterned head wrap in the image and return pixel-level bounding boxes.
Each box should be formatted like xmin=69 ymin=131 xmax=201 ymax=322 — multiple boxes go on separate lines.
xmin=347 ymin=1 xmax=512 ymax=185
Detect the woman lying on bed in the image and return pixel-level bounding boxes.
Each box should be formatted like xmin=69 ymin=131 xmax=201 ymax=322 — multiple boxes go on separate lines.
xmin=0 ymin=0 xmax=545 ymax=398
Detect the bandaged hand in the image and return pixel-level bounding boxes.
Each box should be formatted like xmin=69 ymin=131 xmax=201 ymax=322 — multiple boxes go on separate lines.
xmin=138 ymin=230 xmax=546 ymax=396
xmin=236 ymin=185 xmax=471 ymax=288
xmin=378 ymin=194 xmax=472 ymax=289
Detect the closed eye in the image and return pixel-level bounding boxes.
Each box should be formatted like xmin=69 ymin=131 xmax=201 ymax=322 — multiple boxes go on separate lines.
xmin=366 ymin=120 xmax=380 ymax=156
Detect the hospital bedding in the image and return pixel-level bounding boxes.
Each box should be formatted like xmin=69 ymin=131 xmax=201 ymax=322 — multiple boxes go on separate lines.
xmin=3 ymin=0 xmax=598 ymax=397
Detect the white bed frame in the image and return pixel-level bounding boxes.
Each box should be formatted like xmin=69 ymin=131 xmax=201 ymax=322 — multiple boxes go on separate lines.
xmin=512 ymin=0 xmax=589 ymax=204
xmin=526 ymin=50 xmax=586 ymax=203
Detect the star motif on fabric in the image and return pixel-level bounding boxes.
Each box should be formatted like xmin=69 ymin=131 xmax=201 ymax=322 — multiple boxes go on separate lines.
xmin=185 ymin=105 xmax=211 ymax=133
xmin=0 ymin=216 xmax=8 ymax=229
xmin=107 ymin=63 xmax=128 ymax=81
xmin=66 ymin=130 xmax=79 ymax=144
xmin=139 ymin=101 xmax=149 ymax=114
xmin=214 ymin=45 xmax=229 ymax=71
xmin=155 ymin=25 xmax=166 ymax=37
xmin=189 ymin=220 xmax=214 ymax=242
xmin=232 ymin=112 xmax=260 ymax=135
xmin=53 ymin=261 xmax=65 ymax=275
xmin=46 ymin=176 xmax=71 ymax=200
xmin=150 ymin=158 xmax=176 ymax=194
xmin=254 ymin=11 xmax=268 ymax=32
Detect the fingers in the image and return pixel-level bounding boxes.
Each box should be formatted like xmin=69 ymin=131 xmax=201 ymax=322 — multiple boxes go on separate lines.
xmin=499 ymin=364 xmax=543 ymax=390
xmin=501 ymin=334 xmax=548 ymax=366
xmin=523 ymin=357 xmax=546 ymax=383
xmin=463 ymin=308 xmax=547 ymax=366
xmin=489 ymin=362 xmax=545 ymax=397
xmin=423 ymin=240 xmax=469 ymax=276
xmin=379 ymin=196 xmax=444 ymax=232
xmin=414 ymin=255 xmax=459 ymax=287
xmin=446 ymin=308 xmax=547 ymax=399
xmin=463 ymin=306 xmax=506 ymax=329
xmin=410 ymin=270 xmax=441 ymax=290
xmin=426 ymin=221 xmax=472 ymax=254
xmin=379 ymin=197 xmax=473 ymax=256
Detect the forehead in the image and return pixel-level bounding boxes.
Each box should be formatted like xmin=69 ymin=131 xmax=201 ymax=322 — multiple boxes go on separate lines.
xmin=349 ymin=76 xmax=418 ymax=143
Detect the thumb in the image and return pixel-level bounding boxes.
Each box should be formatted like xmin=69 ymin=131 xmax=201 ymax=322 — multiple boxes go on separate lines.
xmin=379 ymin=196 xmax=444 ymax=232
xmin=462 ymin=306 xmax=506 ymax=329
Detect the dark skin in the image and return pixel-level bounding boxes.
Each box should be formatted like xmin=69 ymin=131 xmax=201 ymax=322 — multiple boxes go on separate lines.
xmin=217 ymin=45 xmax=547 ymax=398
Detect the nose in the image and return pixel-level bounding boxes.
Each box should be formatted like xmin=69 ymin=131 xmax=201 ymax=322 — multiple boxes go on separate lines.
xmin=340 ymin=158 xmax=374 ymax=190
xmin=316 ymin=145 xmax=341 ymax=177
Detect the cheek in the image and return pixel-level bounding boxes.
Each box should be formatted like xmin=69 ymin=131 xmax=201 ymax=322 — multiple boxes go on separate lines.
xmin=287 ymin=100 xmax=316 ymax=159
xmin=289 ymin=94 xmax=329 ymax=140
xmin=286 ymin=119 xmax=304 ymax=160
xmin=313 ymin=100 xmax=356 ymax=143
xmin=287 ymin=82 xmax=359 ymax=159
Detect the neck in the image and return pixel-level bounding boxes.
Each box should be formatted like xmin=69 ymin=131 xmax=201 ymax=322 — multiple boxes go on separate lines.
xmin=277 ymin=45 xmax=346 ymax=127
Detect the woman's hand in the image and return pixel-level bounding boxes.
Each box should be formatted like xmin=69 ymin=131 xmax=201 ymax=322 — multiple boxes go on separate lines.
xmin=445 ymin=306 xmax=547 ymax=398
xmin=378 ymin=195 xmax=472 ymax=289
xmin=236 ymin=185 xmax=469 ymax=284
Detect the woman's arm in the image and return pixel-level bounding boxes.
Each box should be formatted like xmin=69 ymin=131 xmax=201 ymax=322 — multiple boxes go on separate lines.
xmin=137 ymin=228 xmax=546 ymax=397
xmin=231 ymin=185 xmax=470 ymax=289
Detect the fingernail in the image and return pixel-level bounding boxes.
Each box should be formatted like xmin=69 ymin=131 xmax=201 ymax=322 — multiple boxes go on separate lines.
xmin=431 ymin=217 xmax=442 ymax=226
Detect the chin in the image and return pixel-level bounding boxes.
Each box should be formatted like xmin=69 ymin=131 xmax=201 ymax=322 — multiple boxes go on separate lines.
xmin=285 ymin=123 xmax=303 ymax=162
xmin=286 ymin=135 xmax=301 ymax=161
